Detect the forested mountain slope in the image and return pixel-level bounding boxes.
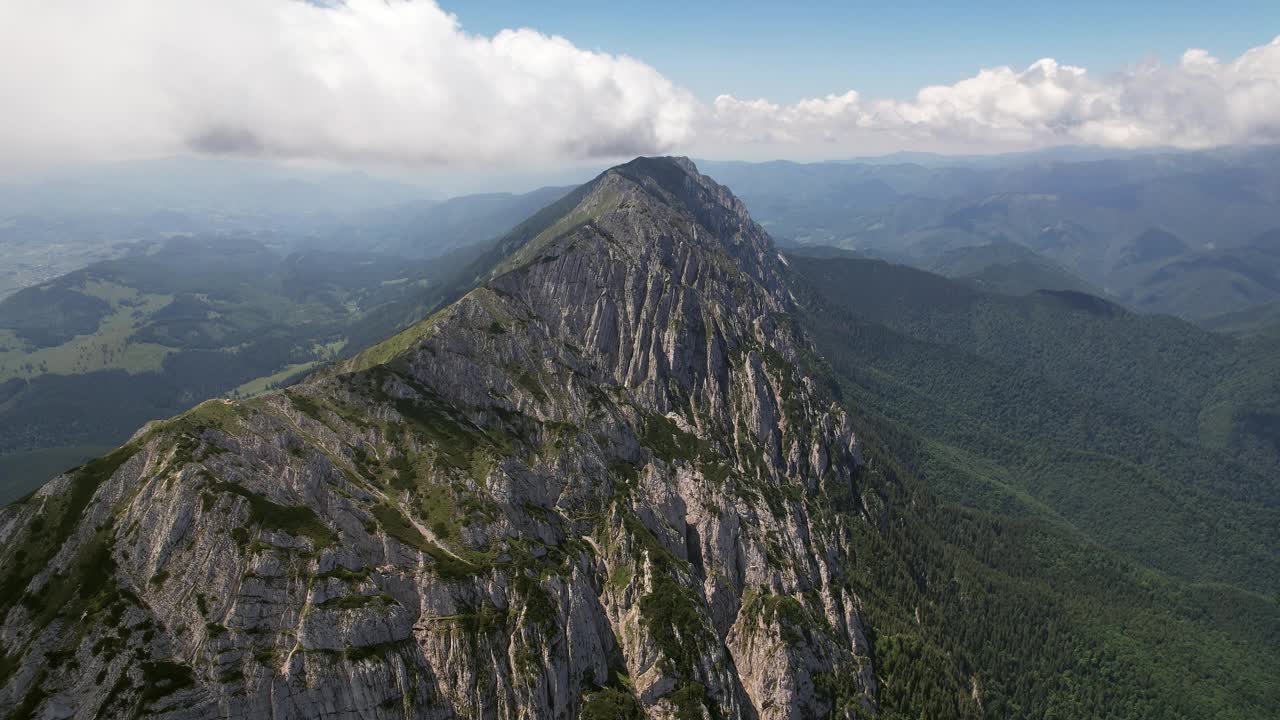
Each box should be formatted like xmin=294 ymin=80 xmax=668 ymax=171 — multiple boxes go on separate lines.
xmin=788 ymin=254 xmax=1280 ymax=590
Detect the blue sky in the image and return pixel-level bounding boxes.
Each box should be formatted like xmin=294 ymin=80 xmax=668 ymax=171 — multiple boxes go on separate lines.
xmin=444 ymin=0 xmax=1280 ymax=102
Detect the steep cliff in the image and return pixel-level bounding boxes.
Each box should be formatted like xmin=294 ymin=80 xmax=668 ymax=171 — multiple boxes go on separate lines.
xmin=0 ymin=158 xmax=881 ymax=719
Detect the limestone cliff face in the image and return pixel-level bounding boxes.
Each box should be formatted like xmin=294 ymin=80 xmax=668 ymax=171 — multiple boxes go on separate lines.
xmin=0 ymin=158 xmax=879 ymax=719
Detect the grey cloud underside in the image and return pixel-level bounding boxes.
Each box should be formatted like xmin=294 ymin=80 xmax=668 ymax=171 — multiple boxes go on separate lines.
xmin=187 ymin=125 xmax=680 ymax=165
xmin=187 ymin=127 xmax=265 ymax=156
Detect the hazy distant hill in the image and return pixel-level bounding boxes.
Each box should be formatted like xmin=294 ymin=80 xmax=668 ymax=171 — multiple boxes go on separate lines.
xmin=1119 ymin=228 xmax=1280 ymax=320
xmin=0 ymin=157 xmax=434 ymax=300
xmin=0 ymin=156 xmax=427 ymax=217
xmin=923 ymin=240 xmax=1103 ymax=296
xmin=0 ymin=236 xmax=480 ymax=500
xmin=705 ymin=147 xmax=1280 ymax=323
xmin=1201 ymin=299 xmax=1280 ymax=336
xmin=318 ymin=185 xmax=575 ymax=259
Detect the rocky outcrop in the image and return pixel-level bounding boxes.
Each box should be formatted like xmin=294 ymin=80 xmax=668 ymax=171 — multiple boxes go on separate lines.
xmin=0 ymin=157 xmax=879 ymax=719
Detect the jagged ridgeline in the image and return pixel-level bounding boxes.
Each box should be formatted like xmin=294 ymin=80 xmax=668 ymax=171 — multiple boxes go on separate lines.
xmin=0 ymin=158 xmax=878 ymax=719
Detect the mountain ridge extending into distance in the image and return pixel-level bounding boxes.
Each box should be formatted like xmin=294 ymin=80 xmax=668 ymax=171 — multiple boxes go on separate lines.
xmin=1 ymin=158 xmax=1276 ymax=719
xmin=0 ymin=183 xmax=583 ymax=504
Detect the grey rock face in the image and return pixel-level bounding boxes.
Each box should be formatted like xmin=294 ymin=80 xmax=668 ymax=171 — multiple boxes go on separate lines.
xmin=0 ymin=157 xmax=878 ymax=719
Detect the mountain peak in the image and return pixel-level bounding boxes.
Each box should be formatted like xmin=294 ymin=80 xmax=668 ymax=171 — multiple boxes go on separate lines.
xmin=0 ymin=161 xmax=876 ymax=719
xmin=611 ymin=154 xmax=700 ymax=177
xmin=431 ymin=155 xmax=782 ymax=330
xmin=347 ymin=154 xmax=791 ymax=411
xmin=604 ymin=155 xmax=706 ymax=197
xmin=430 ymin=156 xmax=767 ymax=301
xmin=601 ymin=155 xmax=754 ymax=230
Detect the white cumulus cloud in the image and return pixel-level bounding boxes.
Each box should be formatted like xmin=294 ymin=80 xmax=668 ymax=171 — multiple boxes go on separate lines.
xmin=708 ymin=37 xmax=1280 ymax=155
xmin=1 ymin=1 xmax=1278 ymax=170
xmin=0 ymin=0 xmax=697 ymax=170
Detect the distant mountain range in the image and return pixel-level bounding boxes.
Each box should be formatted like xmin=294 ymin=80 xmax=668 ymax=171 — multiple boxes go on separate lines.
xmin=702 ymin=146 xmax=1280 ymax=324
xmin=311 ymin=185 xmax=575 ymax=259
xmin=922 ymin=240 xmax=1103 ymax=296
xmin=0 ymin=158 xmax=572 ymax=301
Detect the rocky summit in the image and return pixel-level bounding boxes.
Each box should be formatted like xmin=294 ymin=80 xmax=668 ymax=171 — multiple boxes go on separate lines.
xmin=0 ymin=158 xmax=883 ymax=719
